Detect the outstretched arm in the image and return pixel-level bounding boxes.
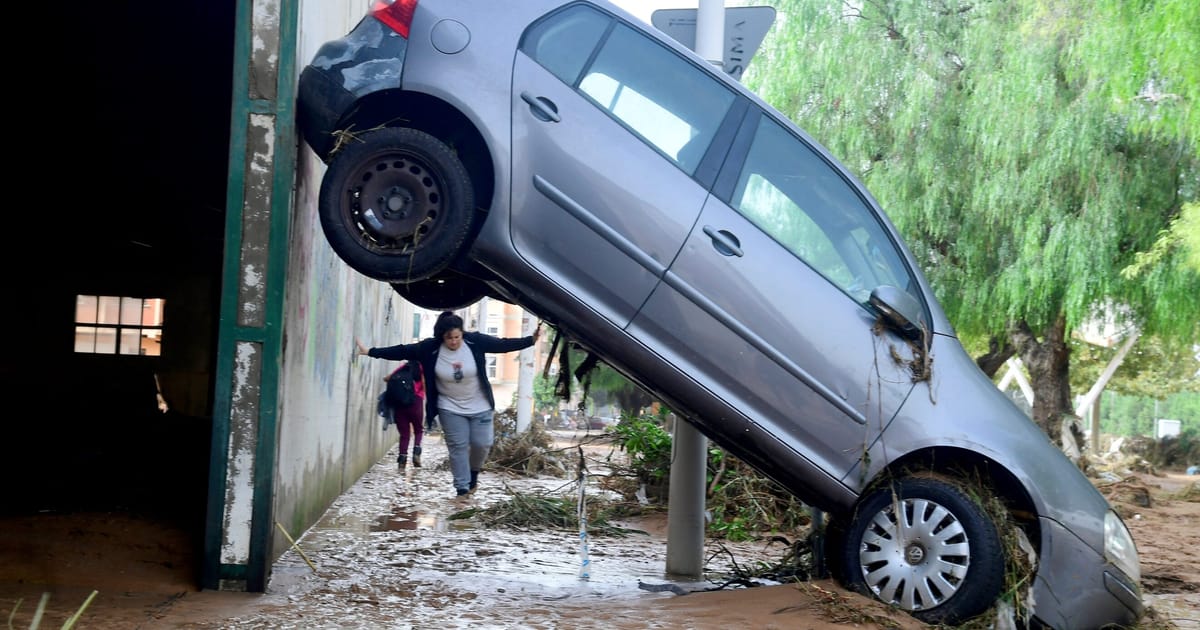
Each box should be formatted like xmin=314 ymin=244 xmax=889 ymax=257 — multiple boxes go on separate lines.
xmin=474 ymin=323 xmax=542 ymax=353
xmin=358 ymin=337 xmax=421 ymax=361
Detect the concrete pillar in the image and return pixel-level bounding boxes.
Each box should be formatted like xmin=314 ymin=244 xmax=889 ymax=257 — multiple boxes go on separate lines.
xmin=664 ymin=0 xmax=724 ymax=580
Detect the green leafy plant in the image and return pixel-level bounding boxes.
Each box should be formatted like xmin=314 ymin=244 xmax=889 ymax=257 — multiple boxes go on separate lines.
xmin=607 ymin=410 xmax=812 ymax=541
xmin=608 ymin=411 xmax=674 ymax=502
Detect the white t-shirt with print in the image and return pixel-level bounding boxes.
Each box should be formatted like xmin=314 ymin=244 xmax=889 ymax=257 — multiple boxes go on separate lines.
xmin=435 ymin=343 xmax=490 ymax=415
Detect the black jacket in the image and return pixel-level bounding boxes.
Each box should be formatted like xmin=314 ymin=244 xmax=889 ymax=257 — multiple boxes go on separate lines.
xmin=367 ymin=332 xmax=535 ymax=421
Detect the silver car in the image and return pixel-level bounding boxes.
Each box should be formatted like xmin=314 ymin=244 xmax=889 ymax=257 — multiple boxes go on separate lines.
xmin=296 ymin=1 xmax=1143 ymax=626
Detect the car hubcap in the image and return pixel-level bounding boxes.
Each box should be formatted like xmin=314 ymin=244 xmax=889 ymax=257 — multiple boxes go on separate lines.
xmin=859 ymin=497 xmax=970 ymax=611
xmin=347 ymin=154 xmax=442 ymax=251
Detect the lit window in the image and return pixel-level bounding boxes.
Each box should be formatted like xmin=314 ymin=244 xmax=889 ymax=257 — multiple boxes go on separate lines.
xmin=487 ymin=356 xmax=498 ymax=378
xmin=75 ymin=295 xmax=165 ymax=356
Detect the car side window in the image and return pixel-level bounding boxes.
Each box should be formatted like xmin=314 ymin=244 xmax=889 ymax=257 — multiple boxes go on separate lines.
xmin=731 ymin=115 xmax=918 ymax=306
xmin=523 ymin=7 xmax=735 ymax=176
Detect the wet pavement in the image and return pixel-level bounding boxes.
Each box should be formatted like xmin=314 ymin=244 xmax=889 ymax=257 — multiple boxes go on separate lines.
xmin=6 ymin=429 xmax=1195 ymax=629
xmin=170 ymin=430 xmax=787 ymax=629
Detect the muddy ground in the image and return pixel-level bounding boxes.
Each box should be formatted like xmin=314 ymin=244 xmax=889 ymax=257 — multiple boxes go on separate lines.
xmin=1 ymin=430 xmax=1197 ymax=629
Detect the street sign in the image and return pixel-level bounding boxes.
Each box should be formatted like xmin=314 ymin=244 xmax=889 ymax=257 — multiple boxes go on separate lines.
xmin=651 ymin=6 xmax=777 ymax=81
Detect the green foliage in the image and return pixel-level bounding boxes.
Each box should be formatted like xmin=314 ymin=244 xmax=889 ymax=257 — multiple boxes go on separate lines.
xmin=529 ymin=372 xmax=562 ymax=413
xmin=747 ymin=0 xmax=1200 ymax=361
xmin=1122 ymin=202 xmax=1200 ymax=276
xmin=1179 ymin=202 xmax=1200 ymax=272
xmin=1071 ymin=335 xmax=1200 ymax=397
xmin=1099 ymin=390 xmax=1200 ymax=437
xmin=1069 ymin=0 xmax=1200 ymax=149
xmin=609 ymin=411 xmax=674 ymax=494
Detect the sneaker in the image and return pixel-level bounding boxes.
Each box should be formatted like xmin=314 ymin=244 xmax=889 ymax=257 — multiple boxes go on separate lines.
xmin=456 ymin=488 xmax=470 ymax=496
xmin=397 ymin=454 xmax=407 ymax=470
xmin=412 ymin=446 xmax=422 ymax=468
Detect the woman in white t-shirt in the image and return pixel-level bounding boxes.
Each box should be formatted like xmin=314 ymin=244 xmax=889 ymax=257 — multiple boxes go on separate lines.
xmin=358 ymin=311 xmax=539 ymax=497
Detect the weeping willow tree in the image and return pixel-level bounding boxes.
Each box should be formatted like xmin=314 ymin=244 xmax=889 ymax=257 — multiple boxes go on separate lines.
xmin=745 ymin=0 xmax=1200 ymax=445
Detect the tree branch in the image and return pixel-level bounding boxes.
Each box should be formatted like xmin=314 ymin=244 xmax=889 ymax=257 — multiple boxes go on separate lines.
xmin=975 ymin=336 xmax=1015 ymax=378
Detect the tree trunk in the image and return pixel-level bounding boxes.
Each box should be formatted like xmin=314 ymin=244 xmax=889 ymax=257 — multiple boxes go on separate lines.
xmin=1008 ymin=316 xmax=1075 ymax=447
xmin=616 ymin=387 xmax=653 ymax=417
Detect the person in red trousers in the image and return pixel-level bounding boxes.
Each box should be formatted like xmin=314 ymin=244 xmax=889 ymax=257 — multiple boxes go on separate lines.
xmin=387 ymin=360 xmax=426 ymax=469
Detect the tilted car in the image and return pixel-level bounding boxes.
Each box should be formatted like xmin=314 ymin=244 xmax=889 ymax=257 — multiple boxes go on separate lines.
xmin=296 ymin=1 xmax=1143 ymax=627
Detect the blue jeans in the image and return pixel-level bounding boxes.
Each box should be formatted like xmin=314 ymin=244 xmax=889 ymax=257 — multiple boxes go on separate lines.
xmin=438 ymin=409 xmax=494 ymax=492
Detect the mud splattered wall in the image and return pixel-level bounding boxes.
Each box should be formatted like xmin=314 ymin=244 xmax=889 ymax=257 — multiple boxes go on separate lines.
xmin=258 ymin=0 xmax=424 ymax=584
xmin=273 ymin=148 xmax=418 ymax=563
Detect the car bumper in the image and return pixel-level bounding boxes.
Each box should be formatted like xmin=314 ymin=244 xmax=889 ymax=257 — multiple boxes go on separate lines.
xmin=1031 ymin=517 xmax=1143 ymax=629
xmin=297 ymin=16 xmax=410 ymax=161
xmin=297 ymin=65 xmax=358 ymax=160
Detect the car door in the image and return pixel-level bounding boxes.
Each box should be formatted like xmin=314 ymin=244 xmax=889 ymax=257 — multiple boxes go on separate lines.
xmin=510 ymin=5 xmax=736 ymax=328
xmin=628 ymin=111 xmax=928 ymax=483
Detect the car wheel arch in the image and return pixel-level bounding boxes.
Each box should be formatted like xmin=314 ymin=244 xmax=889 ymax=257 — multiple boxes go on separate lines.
xmin=857 ymin=447 xmax=1040 ymax=530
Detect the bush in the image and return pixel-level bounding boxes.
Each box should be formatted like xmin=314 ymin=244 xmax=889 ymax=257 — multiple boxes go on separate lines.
xmin=608 ymin=410 xmax=813 ymax=540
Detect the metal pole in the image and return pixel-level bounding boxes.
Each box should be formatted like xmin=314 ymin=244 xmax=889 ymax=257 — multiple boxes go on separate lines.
xmin=694 ymin=0 xmax=725 ymax=68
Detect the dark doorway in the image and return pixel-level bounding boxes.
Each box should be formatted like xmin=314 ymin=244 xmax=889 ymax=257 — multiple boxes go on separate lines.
xmin=1 ymin=0 xmax=236 ymax=593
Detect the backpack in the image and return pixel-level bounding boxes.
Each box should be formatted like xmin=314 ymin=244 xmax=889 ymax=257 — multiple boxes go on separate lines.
xmin=384 ymin=361 xmax=419 ymax=407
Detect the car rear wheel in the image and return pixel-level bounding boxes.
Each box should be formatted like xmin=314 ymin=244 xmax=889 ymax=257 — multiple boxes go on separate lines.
xmin=318 ymin=127 xmax=475 ymax=282
xmin=390 ymin=271 xmax=493 ymax=311
xmin=840 ymin=476 xmax=1004 ymax=626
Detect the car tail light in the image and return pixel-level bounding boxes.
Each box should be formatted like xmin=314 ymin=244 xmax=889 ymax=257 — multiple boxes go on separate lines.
xmin=372 ymin=0 xmax=418 ymax=38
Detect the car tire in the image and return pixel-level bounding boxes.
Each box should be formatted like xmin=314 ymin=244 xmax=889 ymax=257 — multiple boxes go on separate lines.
xmin=391 ymin=271 xmax=493 ymax=311
xmin=318 ymin=127 xmax=475 ymax=282
xmin=840 ymin=476 xmax=1004 ymax=626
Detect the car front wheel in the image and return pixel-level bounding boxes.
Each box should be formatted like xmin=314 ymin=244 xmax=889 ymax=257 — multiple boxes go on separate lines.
xmin=318 ymin=127 xmax=475 ymax=282
xmin=840 ymin=476 xmax=1004 ymax=626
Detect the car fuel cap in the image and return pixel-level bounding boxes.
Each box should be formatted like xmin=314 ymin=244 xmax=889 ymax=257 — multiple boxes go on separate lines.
xmin=431 ymin=19 xmax=470 ymax=54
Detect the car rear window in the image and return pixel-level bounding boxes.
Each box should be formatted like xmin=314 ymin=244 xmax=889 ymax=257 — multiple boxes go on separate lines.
xmin=520 ymin=5 xmax=610 ymax=86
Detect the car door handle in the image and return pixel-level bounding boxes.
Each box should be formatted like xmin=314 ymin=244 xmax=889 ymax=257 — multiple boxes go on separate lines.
xmin=702 ymin=225 xmax=743 ymax=257
xmin=520 ymin=91 xmax=561 ymax=123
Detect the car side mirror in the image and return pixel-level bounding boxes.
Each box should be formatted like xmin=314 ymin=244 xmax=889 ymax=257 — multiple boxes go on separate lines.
xmin=868 ymin=286 xmax=927 ymax=343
